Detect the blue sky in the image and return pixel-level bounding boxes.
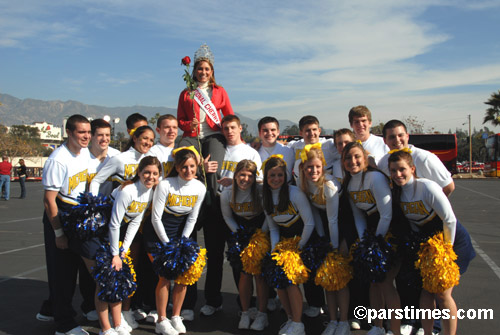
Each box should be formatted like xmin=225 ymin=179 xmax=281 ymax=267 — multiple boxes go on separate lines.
xmin=1 ymin=0 xmax=500 ymax=133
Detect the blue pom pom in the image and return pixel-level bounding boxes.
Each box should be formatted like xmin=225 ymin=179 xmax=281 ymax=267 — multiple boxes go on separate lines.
xmin=351 ymin=231 xmax=396 ymax=283
xmin=151 ymin=236 xmax=200 ymax=280
xmin=261 ymin=252 xmax=292 ymax=289
xmin=301 ymin=236 xmax=332 ymax=276
xmin=225 ymin=225 xmax=255 ymax=273
xmin=93 ymin=244 xmax=136 ymax=303
xmin=60 ymin=192 xmax=111 ymax=241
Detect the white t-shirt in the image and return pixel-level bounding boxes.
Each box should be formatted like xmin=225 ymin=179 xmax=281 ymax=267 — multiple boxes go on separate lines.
xmin=399 ymin=177 xmax=456 ymax=244
xmin=42 ymin=143 xmax=91 ymax=205
xmin=147 ymin=143 xmax=174 ymax=179
xmin=258 ymin=143 xmax=295 ymax=183
xmin=89 ymin=147 xmax=145 ymax=195
xmin=88 ymin=147 xmax=120 ymax=196
xmin=108 ymin=181 xmax=153 ymax=255
xmin=378 ymin=144 xmax=453 ymax=189
xmin=218 ymin=143 xmax=262 ymax=194
xmin=362 ymin=134 xmax=389 ymax=165
xmin=151 ymin=176 xmax=206 ymax=243
xmin=287 ymin=138 xmax=340 ymax=181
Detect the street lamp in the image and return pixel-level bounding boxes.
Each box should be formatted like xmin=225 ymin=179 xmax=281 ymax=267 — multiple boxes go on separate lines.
xmin=113 ymin=118 xmax=121 ymax=150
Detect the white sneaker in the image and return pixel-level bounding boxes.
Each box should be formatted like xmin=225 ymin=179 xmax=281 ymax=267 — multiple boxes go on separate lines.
xmin=120 ymin=313 xmax=133 ymax=332
xmin=250 ymin=312 xmax=269 ymax=331
xmin=335 ymin=321 xmax=351 ymax=335
xmin=37 ymin=313 xmax=54 ymax=322
xmin=400 ymin=324 xmax=414 ymax=335
xmin=83 ymin=310 xmax=99 ymax=322
xmin=146 ymin=310 xmax=159 ymax=323
xmin=286 ymin=321 xmax=306 ymax=335
xmin=367 ymin=326 xmax=386 ymax=335
xmin=267 ymin=297 xmax=280 ymax=312
xmin=415 ymin=328 xmax=439 ymax=335
xmin=248 ymin=306 xmax=258 ymax=320
xmin=170 ymin=316 xmax=186 ymax=334
xmin=200 ymin=304 xmax=222 ymax=316
xmin=133 ymin=309 xmax=147 ymax=321
xmin=321 ymin=320 xmax=338 ymax=335
xmin=55 ymin=326 xmax=90 ymax=335
xmin=98 ymin=328 xmax=118 ymax=335
xmin=278 ymin=319 xmax=292 ymax=335
xmin=122 ymin=310 xmax=139 ymax=329
xmin=155 ymin=319 xmax=179 ymax=335
xmin=114 ymin=324 xmax=130 ymax=335
xmin=180 ymin=309 xmax=194 ymax=321
xmin=303 ymin=305 xmax=322 ymax=317
xmin=386 ymin=331 xmax=394 ymax=335
xmin=350 ymin=319 xmax=361 ymax=330
xmin=238 ymin=311 xmax=251 ymax=329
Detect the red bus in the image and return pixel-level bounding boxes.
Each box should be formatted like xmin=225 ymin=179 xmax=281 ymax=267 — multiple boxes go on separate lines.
xmin=408 ymin=134 xmax=458 ymax=175
xmin=484 ymin=133 xmax=500 ymax=177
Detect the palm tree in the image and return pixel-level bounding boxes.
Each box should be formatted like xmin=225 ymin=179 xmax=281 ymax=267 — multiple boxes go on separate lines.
xmin=483 ymin=90 xmax=500 ymax=126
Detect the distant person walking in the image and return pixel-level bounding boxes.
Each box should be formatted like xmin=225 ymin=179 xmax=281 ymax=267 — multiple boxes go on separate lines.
xmin=0 ymin=155 xmax=12 ymax=201
xmin=17 ymin=159 xmax=27 ymax=199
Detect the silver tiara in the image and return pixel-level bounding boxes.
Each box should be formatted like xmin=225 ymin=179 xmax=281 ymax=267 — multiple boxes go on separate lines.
xmin=194 ymin=44 xmax=214 ymax=65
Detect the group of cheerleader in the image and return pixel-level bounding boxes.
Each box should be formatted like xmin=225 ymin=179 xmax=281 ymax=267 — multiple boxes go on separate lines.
xmin=57 ymin=42 xmax=474 ymax=335
xmin=219 ymin=141 xmax=474 ymax=335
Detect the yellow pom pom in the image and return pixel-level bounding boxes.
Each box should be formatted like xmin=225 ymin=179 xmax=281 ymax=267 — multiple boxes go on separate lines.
xmin=315 ymin=251 xmax=353 ymax=291
xmin=241 ymin=229 xmax=271 ymax=275
xmin=415 ymin=233 xmax=460 ymax=293
xmin=175 ymin=248 xmax=207 ymax=286
xmin=272 ymin=237 xmax=310 ymax=285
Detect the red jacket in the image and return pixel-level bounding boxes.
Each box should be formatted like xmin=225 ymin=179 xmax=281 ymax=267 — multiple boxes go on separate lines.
xmin=177 ymin=85 xmax=234 ymax=137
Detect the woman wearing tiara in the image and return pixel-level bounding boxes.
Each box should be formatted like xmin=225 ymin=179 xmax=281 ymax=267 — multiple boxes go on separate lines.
xmin=177 ymin=44 xmax=234 ymax=204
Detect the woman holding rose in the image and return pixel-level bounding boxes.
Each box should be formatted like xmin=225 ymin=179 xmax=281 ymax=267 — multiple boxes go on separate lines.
xmin=177 ymin=44 xmax=234 ymax=204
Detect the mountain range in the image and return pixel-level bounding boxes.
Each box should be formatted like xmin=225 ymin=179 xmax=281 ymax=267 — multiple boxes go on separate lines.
xmin=0 ymin=93 xmax=300 ymax=137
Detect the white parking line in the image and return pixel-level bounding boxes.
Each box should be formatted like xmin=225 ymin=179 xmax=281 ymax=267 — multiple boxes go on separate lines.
xmin=0 ymin=265 xmax=46 ymax=284
xmin=471 ymin=238 xmax=500 ymax=281
xmin=0 ymin=243 xmax=44 ymax=255
xmin=0 ymin=216 xmax=42 ymax=224
xmin=455 ymin=184 xmax=500 ymax=201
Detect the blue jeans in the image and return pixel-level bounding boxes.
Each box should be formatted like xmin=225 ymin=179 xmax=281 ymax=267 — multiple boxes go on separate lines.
xmin=0 ymin=174 xmax=10 ymax=200
xmin=19 ymin=176 xmax=26 ymax=198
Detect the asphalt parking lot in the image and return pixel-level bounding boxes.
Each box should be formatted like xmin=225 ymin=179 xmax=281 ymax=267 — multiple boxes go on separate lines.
xmin=0 ymin=179 xmax=498 ymax=335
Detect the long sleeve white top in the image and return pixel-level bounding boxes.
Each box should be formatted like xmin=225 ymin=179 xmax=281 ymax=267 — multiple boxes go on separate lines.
xmin=265 ymin=185 xmax=315 ymax=249
xmin=89 ymin=147 xmax=145 ymax=195
xmin=220 ymin=184 xmax=266 ymax=232
xmin=304 ymin=175 xmax=341 ymax=248
xmin=151 ymin=176 xmax=206 ymax=243
xmin=347 ymin=170 xmax=392 ymax=238
xmin=399 ymin=176 xmax=456 ymax=244
xmin=108 ymin=181 xmax=153 ymax=256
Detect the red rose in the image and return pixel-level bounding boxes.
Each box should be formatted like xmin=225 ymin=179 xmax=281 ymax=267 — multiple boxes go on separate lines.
xmin=181 ymin=56 xmax=191 ymax=66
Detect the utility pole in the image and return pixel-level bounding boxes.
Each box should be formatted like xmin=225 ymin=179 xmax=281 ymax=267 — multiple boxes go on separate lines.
xmin=468 ymin=114 xmax=472 ymax=178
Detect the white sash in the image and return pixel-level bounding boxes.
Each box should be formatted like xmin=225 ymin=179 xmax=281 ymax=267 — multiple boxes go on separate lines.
xmin=194 ymin=88 xmax=221 ymax=128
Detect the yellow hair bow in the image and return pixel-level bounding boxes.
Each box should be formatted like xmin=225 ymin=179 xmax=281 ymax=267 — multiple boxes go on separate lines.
xmin=262 ymin=154 xmax=285 ymax=172
xmin=388 ymin=147 xmax=412 ymax=155
xmin=300 ymin=142 xmax=326 ymax=165
xmin=129 ymin=128 xmax=137 ymax=136
xmin=356 ymin=140 xmax=362 ymax=145
xmin=172 ymin=146 xmax=200 ymax=162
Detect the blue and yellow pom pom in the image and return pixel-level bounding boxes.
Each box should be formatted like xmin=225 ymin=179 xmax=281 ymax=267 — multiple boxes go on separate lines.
xmin=175 ymin=248 xmax=207 ymax=286
xmin=272 ymin=237 xmax=310 ymax=285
